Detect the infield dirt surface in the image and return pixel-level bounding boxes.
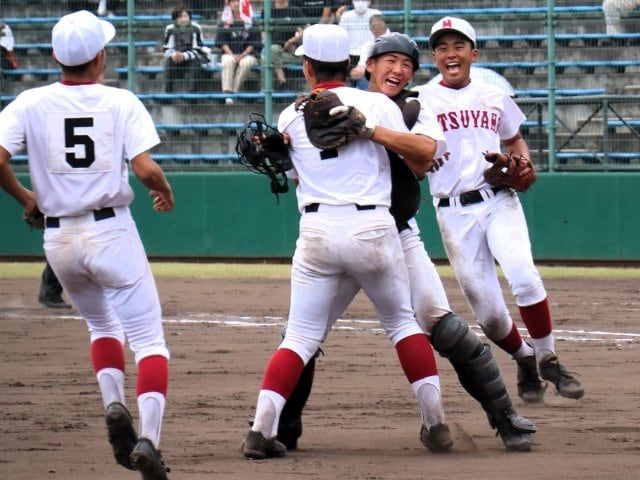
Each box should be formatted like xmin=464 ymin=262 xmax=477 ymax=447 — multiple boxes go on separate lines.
xmin=1 ymin=273 xmax=639 ymax=480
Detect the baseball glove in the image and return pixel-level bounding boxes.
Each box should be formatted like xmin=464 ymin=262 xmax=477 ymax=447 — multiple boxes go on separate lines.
xmin=483 ymin=152 xmax=537 ymax=192
xmin=236 ymin=113 xmax=291 ymax=199
xmin=23 ymin=206 xmax=45 ymax=230
xmin=294 ymin=88 xmax=374 ymax=150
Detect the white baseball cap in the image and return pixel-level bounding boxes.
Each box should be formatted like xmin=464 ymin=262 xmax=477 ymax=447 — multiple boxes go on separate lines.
xmin=429 ymin=16 xmax=476 ymax=49
xmin=52 ymin=10 xmax=116 ymax=66
xmin=295 ymin=24 xmax=350 ymax=62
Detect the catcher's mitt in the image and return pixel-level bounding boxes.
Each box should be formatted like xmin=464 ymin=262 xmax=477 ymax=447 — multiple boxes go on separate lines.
xmin=23 ymin=206 xmax=45 ymax=230
xmin=483 ymin=152 xmax=537 ymax=192
xmin=294 ymin=89 xmax=374 ymax=150
xmin=236 ymin=113 xmax=291 ymax=199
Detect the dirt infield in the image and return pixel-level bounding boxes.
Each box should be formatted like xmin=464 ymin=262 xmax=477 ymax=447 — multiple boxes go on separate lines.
xmin=1 ymin=274 xmax=639 ymax=480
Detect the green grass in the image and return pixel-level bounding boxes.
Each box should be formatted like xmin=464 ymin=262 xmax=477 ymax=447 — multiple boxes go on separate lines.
xmin=1 ymin=262 xmax=640 ymax=280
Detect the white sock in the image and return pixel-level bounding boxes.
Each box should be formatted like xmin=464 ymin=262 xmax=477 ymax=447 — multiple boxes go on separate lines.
xmin=97 ymin=368 xmax=125 ymax=409
xmin=531 ymin=334 xmax=556 ymax=363
xmin=412 ymin=375 xmax=445 ymax=428
xmin=137 ymin=392 xmax=166 ymax=448
xmin=512 ymin=340 xmax=535 ymax=360
xmin=251 ymin=390 xmax=286 ymax=439
xmin=97 ymin=0 xmax=107 ymax=15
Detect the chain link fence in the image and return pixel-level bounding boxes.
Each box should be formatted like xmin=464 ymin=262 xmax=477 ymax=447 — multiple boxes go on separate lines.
xmin=1 ymin=0 xmax=639 ymax=171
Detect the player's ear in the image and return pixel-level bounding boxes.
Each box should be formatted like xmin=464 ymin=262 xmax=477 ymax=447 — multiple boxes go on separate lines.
xmin=471 ymin=48 xmax=479 ymax=62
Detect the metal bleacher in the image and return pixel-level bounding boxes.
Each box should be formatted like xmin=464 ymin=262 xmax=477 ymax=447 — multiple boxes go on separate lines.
xmin=2 ymin=1 xmax=639 ymax=169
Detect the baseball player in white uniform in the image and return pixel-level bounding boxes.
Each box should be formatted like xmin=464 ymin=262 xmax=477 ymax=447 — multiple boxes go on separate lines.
xmin=277 ymin=32 xmax=536 ymax=453
xmin=414 ymin=17 xmax=584 ymax=404
xmin=0 ymin=11 xmax=173 ymax=479
xmin=242 ymin=23 xmax=452 ymax=460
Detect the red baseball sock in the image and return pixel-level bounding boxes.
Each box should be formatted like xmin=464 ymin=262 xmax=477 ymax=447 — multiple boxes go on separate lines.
xmin=90 ymin=337 xmax=125 ymax=374
xmin=261 ymin=348 xmax=305 ymax=399
xmin=493 ymin=322 xmax=524 ymax=355
xmin=395 ymin=334 xmax=438 ymax=383
xmin=518 ymin=298 xmax=553 ymax=339
xmin=137 ymin=355 xmax=169 ymax=396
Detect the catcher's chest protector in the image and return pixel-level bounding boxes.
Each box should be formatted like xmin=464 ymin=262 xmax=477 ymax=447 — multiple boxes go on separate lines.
xmin=388 ymin=90 xmax=422 ymax=229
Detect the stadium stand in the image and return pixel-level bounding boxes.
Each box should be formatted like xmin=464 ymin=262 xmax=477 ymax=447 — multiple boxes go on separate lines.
xmin=1 ymin=1 xmax=639 ymax=169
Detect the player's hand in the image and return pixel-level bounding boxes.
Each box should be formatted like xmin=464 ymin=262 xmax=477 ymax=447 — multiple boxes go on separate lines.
xmin=429 ymin=152 xmax=450 ymax=173
xmin=150 ymin=189 xmax=174 ymax=212
xmin=171 ymin=51 xmax=185 ymax=63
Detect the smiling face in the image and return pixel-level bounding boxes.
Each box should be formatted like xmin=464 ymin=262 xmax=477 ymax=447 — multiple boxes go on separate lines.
xmin=432 ymin=32 xmax=478 ymax=88
xmin=366 ymin=52 xmax=415 ymax=97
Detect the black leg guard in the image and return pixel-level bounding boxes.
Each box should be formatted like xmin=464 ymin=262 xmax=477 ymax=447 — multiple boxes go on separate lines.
xmin=277 ymin=353 xmax=316 ymax=450
xmin=431 ymin=313 xmax=537 ymax=450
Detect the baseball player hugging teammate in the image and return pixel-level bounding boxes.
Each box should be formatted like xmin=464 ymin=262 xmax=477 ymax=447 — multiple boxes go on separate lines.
xmin=0 ymin=10 xmax=173 ymax=480
xmin=274 ymin=32 xmax=536 ymax=453
xmin=241 ymin=23 xmax=455 ymax=459
xmin=414 ymin=17 xmax=584 ymax=403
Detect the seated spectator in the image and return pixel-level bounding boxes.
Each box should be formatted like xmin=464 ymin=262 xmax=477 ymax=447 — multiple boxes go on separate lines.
xmin=163 ymin=6 xmax=211 ymax=92
xmin=262 ymin=0 xmax=305 ymax=87
xmin=339 ymin=0 xmax=381 ymax=66
xmin=220 ymin=0 xmax=254 ymax=25
xmin=0 ymin=20 xmax=18 ymax=70
xmin=603 ymin=0 xmax=640 ymax=34
xmin=349 ymin=14 xmax=389 ymax=89
xmin=291 ymin=0 xmax=335 ymax=24
xmin=217 ymin=0 xmax=261 ymax=104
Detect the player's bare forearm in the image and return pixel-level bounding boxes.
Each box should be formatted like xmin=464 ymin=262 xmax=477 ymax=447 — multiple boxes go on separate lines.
xmin=0 ymin=147 xmax=35 ymax=209
xmin=130 ymin=151 xmax=174 ymax=211
xmin=502 ymin=132 xmax=531 ymax=159
xmin=370 ymin=127 xmax=436 ymax=175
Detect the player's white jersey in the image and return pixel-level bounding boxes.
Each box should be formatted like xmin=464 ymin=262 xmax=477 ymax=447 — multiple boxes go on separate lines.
xmin=409 ymin=97 xmax=447 ymax=159
xmin=279 ymin=86 xmax=409 ymax=213
xmin=413 ymin=80 xmax=525 ymax=198
xmin=0 ymin=82 xmax=160 ymax=217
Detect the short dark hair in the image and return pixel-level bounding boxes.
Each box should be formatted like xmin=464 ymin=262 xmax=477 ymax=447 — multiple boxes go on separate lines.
xmin=305 ymin=57 xmax=349 ymax=82
xmin=171 ymin=6 xmax=190 ymax=21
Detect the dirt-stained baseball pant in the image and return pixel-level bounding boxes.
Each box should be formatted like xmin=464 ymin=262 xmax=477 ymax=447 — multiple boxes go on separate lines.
xmin=435 ymin=191 xmax=547 ymax=341
xmin=43 ymin=206 xmax=170 ymax=364
xmin=319 ymin=216 xmax=452 ymax=339
xmin=280 ymin=204 xmax=424 ymax=362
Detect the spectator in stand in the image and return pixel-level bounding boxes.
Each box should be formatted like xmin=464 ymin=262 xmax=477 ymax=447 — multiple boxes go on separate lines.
xmin=220 ymin=0 xmax=254 ymax=25
xmin=1 ymin=20 xmax=18 ymax=71
xmin=339 ymin=0 xmax=381 ymax=66
xmin=263 ymin=0 xmax=305 ymax=88
xmin=602 ymin=0 xmax=640 ymax=34
xmin=291 ymin=0 xmax=335 ymax=24
xmin=349 ymin=14 xmax=389 ymax=89
xmin=217 ymin=0 xmax=261 ymax=104
xmin=163 ymin=6 xmax=211 ymax=92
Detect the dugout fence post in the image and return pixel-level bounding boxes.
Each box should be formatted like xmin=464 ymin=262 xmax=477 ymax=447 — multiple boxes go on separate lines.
xmin=263 ymin=0 xmax=274 ymax=124
xmin=126 ymin=0 xmax=137 ymax=92
xmin=546 ymin=0 xmax=557 ymax=170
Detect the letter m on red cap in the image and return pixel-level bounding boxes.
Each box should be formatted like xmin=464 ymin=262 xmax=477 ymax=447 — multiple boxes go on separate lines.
xmin=442 ymin=19 xmax=452 ymax=28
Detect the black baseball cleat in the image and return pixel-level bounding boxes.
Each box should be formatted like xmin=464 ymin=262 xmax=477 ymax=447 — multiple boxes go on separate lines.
xmin=242 ymin=430 xmax=287 ymax=459
xmin=491 ymin=411 xmax=537 ymax=452
xmin=38 ymin=293 xmax=71 ymax=309
xmin=105 ymin=402 xmax=138 ymax=470
xmin=539 ymin=355 xmax=584 ymax=399
xmin=516 ymin=355 xmax=547 ymax=404
xmin=130 ymin=437 xmax=170 ymax=480
xmin=419 ymin=423 xmax=453 ymax=453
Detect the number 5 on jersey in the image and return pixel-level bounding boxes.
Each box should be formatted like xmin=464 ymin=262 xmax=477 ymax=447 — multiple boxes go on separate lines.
xmin=47 ymin=111 xmax=115 ymax=172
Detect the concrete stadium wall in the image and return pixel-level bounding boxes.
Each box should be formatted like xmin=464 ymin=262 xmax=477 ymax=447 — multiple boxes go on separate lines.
xmin=2 ymin=172 xmax=639 ymax=261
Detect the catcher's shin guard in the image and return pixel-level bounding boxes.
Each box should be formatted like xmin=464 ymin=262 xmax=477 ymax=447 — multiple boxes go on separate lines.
xmin=277 ymin=354 xmax=317 ymax=450
xmin=431 ymin=313 xmax=537 ymax=450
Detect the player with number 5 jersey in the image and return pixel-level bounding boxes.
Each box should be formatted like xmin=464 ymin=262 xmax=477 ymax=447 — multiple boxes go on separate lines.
xmin=0 ymin=10 xmax=173 ymax=479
